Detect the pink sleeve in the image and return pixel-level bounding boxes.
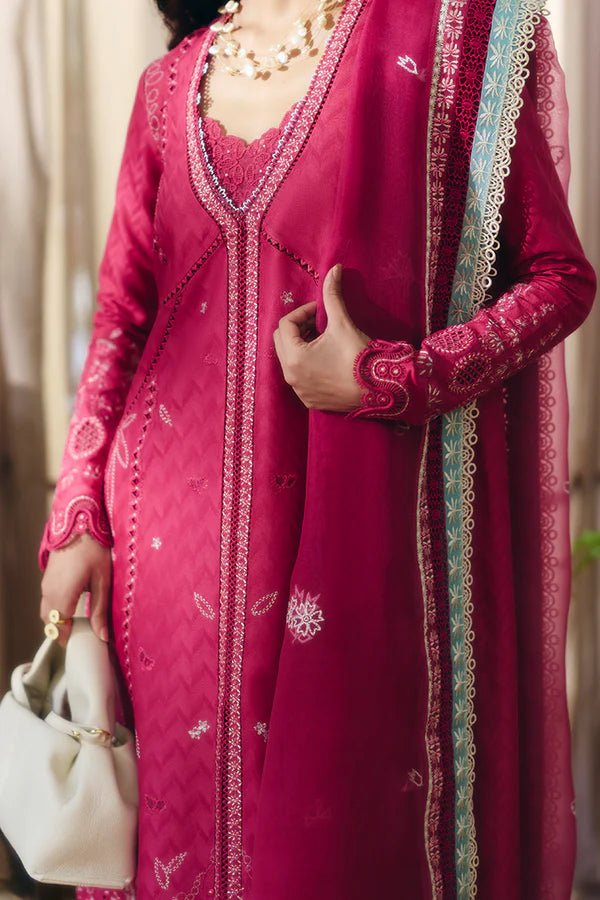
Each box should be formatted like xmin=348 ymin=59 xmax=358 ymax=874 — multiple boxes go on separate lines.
xmin=348 ymin=82 xmax=597 ymax=426
xmin=38 ymin=64 xmax=162 ymax=571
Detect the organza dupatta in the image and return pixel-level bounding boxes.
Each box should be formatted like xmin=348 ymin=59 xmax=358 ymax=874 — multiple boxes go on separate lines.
xmin=252 ymin=1 xmax=586 ymax=896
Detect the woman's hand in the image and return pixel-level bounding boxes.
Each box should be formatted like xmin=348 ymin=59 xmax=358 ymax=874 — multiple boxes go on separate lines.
xmin=40 ymin=533 xmax=112 ymax=648
xmin=273 ymin=264 xmax=371 ymax=412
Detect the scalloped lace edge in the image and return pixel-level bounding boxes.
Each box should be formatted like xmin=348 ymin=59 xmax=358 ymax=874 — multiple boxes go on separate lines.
xmin=39 ymin=495 xmax=112 ymax=571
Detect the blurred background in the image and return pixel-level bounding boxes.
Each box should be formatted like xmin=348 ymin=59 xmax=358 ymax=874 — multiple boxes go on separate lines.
xmin=0 ymin=0 xmax=598 ymax=897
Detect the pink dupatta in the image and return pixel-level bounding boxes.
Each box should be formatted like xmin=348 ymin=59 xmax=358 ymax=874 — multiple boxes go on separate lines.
xmin=250 ymin=1 xmax=596 ymax=897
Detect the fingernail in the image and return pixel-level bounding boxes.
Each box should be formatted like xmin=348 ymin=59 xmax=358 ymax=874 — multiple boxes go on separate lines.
xmin=332 ymin=263 xmax=342 ymax=283
xmin=100 ymin=626 xmax=109 ymax=642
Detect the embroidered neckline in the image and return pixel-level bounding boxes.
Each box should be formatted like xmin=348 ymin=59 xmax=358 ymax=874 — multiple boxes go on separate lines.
xmin=200 ymin=104 xmax=301 ymax=207
xmin=193 ymin=2 xmax=353 ymax=213
xmin=201 ymin=99 xmax=301 ymax=151
xmin=186 ymin=3 xmax=367 ymax=895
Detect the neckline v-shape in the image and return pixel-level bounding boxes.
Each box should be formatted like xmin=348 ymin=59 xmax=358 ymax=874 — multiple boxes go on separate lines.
xmin=192 ymin=1 xmax=357 ymax=213
xmin=197 ymin=5 xmax=346 ymax=150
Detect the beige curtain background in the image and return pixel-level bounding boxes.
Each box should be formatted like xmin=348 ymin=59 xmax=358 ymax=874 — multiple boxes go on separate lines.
xmin=0 ymin=0 xmax=597 ymax=895
xmin=0 ymin=1 xmax=165 ymax=893
xmin=547 ymin=0 xmax=600 ymax=892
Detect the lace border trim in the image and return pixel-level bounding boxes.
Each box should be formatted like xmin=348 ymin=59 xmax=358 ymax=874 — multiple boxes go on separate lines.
xmin=39 ymin=495 xmax=112 ymax=571
xmin=444 ymin=2 xmax=545 ymax=896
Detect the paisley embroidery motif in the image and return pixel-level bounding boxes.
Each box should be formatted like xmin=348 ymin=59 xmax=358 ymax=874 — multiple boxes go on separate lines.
xmin=250 ymin=591 xmax=279 ymax=617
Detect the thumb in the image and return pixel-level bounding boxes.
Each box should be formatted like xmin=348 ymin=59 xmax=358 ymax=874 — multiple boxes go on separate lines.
xmin=322 ymin=263 xmax=349 ymax=329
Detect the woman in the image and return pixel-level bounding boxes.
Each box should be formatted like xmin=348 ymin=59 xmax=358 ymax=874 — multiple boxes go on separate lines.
xmin=38 ymin=0 xmax=596 ymax=897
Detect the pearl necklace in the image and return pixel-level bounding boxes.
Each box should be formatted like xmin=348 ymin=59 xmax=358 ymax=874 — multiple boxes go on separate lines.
xmin=210 ymin=0 xmax=345 ymax=79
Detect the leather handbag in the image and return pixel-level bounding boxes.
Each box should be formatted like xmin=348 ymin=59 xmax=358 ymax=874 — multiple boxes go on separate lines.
xmin=0 ymin=600 xmax=138 ymax=889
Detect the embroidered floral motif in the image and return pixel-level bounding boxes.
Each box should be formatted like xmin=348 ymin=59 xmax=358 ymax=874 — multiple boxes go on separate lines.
xmin=254 ymin=722 xmax=269 ymax=742
xmin=151 ymin=536 xmax=162 ymax=549
xmin=154 ymin=852 xmax=187 ymax=890
xmin=138 ymin=647 xmax=155 ymax=670
xmin=281 ymin=290 xmax=295 ymax=305
xmin=145 ymin=794 xmax=167 ymax=812
xmin=402 ymin=768 xmax=424 ymax=790
xmin=271 ymin=473 xmax=297 ymax=491
xmin=304 ymin=798 xmax=333 ymax=826
xmin=187 ymin=476 xmax=208 ymax=492
xmin=189 ymin=720 xmax=210 ymax=740
xmin=286 ymin=586 xmax=325 ymax=643
xmin=194 ymin=592 xmax=216 ymax=620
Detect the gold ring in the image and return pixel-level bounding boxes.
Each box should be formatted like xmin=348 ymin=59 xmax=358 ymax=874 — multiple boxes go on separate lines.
xmin=44 ymin=608 xmax=72 ymax=641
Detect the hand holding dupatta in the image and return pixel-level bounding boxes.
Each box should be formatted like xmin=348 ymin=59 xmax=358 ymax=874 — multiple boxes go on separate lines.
xmin=273 ymin=262 xmax=371 ymax=412
xmin=347 ymin=84 xmax=596 ymax=424
xmin=277 ymin=83 xmax=596 ymax=424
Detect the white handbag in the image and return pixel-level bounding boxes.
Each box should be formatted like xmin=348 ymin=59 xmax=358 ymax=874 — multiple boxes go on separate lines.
xmin=0 ymin=602 xmax=138 ymax=889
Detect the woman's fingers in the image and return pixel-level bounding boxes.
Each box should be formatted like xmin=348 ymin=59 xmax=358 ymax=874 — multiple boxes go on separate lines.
xmin=39 ymin=534 xmax=113 ymax=647
xmin=276 ymin=301 xmax=318 ymax=348
xmin=282 ymin=299 xmax=318 ymax=324
xmin=40 ymin=560 xmax=84 ymax=649
xmin=54 ymin=617 xmax=74 ymax=649
xmin=89 ymin=567 xmax=110 ymax=642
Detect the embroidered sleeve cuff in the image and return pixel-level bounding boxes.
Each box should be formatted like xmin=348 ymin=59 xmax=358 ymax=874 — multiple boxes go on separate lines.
xmin=347 ymin=338 xmax=419 ymax=420
xmin=38 ymin=495 xmax=113 ymax=572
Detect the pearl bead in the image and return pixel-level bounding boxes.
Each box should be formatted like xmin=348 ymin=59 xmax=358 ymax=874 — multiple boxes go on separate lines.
xmin=208 ymin=0 xmax=344 ymax=80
